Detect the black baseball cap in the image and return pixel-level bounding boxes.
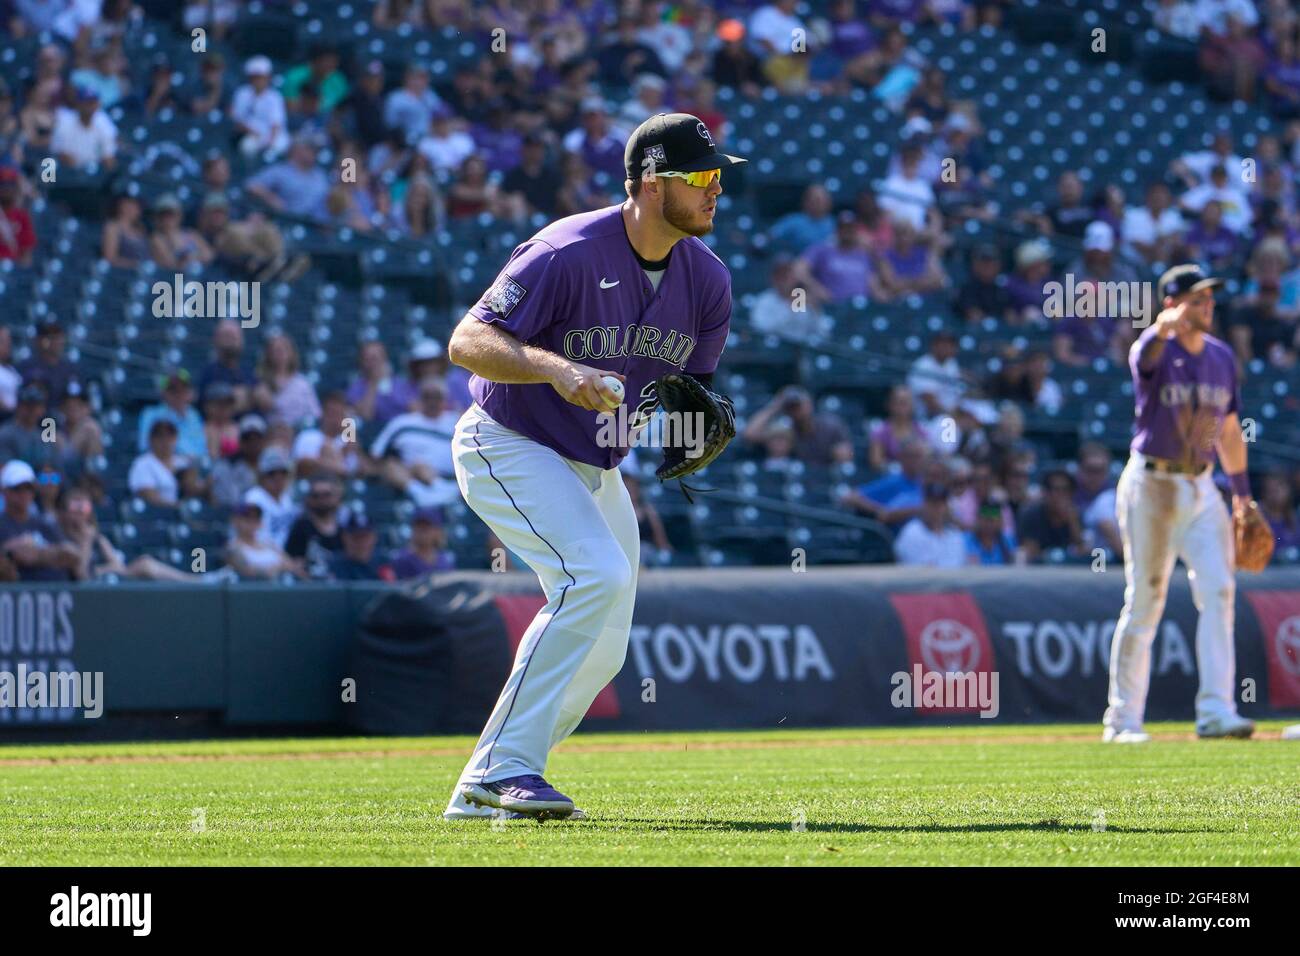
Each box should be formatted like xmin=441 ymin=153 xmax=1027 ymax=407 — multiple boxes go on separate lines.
xmin=1158 ymin=263 xmax=1224 ymax=300
xmin=624 ymin=112 xmax=747 ymax=180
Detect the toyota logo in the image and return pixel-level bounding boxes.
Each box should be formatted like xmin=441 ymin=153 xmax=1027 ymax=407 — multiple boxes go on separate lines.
xmin=919 ymin=619 xmax=981 ymax=673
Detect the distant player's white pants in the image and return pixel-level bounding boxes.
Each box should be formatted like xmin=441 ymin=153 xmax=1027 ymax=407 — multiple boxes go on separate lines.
xmin=1104 ymin=455 xmax=1238 ymax=732
xmin=444 ymin=404 xmax=638 ymax=817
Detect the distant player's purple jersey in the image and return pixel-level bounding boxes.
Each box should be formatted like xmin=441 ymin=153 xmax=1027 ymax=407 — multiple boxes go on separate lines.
xmin=1128 ymin=325 xmax=1239 ymax=467
xmin=467 ymin=205 xmax=732 ymax=468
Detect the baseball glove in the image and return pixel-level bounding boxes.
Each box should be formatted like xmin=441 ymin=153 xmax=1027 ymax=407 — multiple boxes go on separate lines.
xmin=653 ymin=372 xmax=736 ymax=483
xmin=1233 ymin=499 xmax=1275 ymax=573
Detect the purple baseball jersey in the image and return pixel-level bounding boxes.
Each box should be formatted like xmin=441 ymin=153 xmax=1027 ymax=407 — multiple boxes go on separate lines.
xmin=1128 ymin=325 xmax=1240 ymax=466
xmin=467 ymin=204 xmax=732 ymax=468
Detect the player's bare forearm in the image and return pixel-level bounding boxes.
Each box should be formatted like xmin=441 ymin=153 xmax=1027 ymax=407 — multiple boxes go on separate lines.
xmin=448 ymin=315 xmax=623 ymax=411
xmin=1216 ymin=412 xmax=1248 ymax=498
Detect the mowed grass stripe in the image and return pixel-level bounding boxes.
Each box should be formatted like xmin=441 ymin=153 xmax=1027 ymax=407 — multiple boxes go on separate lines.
xmin=0 ymin=724 xmax=1295 ymax=866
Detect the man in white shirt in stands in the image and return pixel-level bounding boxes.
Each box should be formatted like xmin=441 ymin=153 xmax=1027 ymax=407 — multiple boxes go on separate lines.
xmin=230 ymin=56 xmax=289 ymax=159
xmin=906 ymin=330 xmax=966 ymax=419
xmin=1121 ymin=182 xmax=1185 ymax=266
xmin=894 ymin=483 xmax=967 ymax=567
xmin=371 ymin=377 xmax=460 ymax=507
xmin=243 ymin=446 xmax=297 ymax=547
xmin=50 ymin=85 xmax=117 ymax=170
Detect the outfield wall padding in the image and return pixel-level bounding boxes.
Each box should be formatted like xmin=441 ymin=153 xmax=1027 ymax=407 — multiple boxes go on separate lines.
xmin=0 ymin=568 xmax=1297 ymax=736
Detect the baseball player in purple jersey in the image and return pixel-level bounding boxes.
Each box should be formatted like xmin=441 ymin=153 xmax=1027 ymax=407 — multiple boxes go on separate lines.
xmin=1103 ymin=264 xmax=1257 ymax=742
xmin=441 ymin=113 xmax=746 ymax=819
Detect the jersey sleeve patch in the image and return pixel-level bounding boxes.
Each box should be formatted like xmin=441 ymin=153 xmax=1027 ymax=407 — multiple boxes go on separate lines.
xmin=485 ymin=275 xmax=527 ymax=318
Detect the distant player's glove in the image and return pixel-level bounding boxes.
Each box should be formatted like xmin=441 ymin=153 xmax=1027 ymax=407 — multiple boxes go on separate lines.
xmin=653 ymin=372 xmax=736 ymax=483
xmin=1233 ymin=499 xmax=1275 ymax=573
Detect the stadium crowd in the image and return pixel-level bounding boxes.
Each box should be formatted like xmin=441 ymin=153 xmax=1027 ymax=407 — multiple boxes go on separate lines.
xmin=0 ymin=0 xmax=1298 ymax=581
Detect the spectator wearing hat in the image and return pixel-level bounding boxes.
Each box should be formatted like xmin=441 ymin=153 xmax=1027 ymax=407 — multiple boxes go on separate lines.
xmin=390 ymin=506 xmax=455 ymax=578
xmin=128 ymin=418 xmax=198 ymax=508
xmin=60 ymin=381 xmax=102 ymax=460
xmin=384 ymin=65 xmax=443 ymax=146
xmin=768 ymin=184 xmax=835 ymax=257
xmin=197 ymin=191 xmax=299 ymax=282
xmin=101 ymin=194 xmax=149 ymax=269
xmin=0 ymin=326 xmax=19 ymax=419
xmin=907 ymin=330 xmax=967 ymax=418
xmin=138 ymin=369 xmax=206 ymax=460
xmin=282 ymin=44 xmax=349 ymax=115
xmin=231 ymin=56 xmax=289 ymax=158
xmin=149 ymin=194 xmax=214 ymax=271
xmin=894 ymin=483 xmax=967 ymax=567
xmin=1017 ymin=467 xmax=1086 ymax=563
xmin=187 ymin=52 xmax=229 ymax=115
xmin=0 ymin=382 xmax=69 ymax=471
xmin=1006 ymin=239 xmax=1053 ymax=321
xmin=1121 ymin=182 xmax=1185 ymax=267
xmin=329 ymin=511 xmax=394 ymax=581
xmin=243 ymin=446 xmax=297 ymax=547
xmin=243 ymin=442 xmax=296 ymax=546
xmin=0 ymin=460 xmax=79 ymax=582
xmin=210 ymin=413 xmax=268 ymax=508
xmin=965 ymin=498 xmax=1019 ymax=565
xmin=372 ymin=377 xmax=461 ymax=508
xmin=198 ymin=319 xmax=256 ymax=412
xmin=795 ymin=211 xmax=889 ymax=303
xmin=502 ymin=134 xmax=560 ymax=218
xmin=284 ymin=474 xmax=346 ymax=579
xmin=18 ymin=320 xmax=79 ymax=405
xmin=202 ymin=381 xmax=240 ymax=462
xmin=0 ymin=164 xmax=34 ymax=265
xmin=246 ymin=136 xmax=331 ymax=222
xmin=253 ymin=331 xmax=320 ymax=428
xmin=293 ymin=390 xmax=366 ymax=479
xmin=954 ymin=243 xmax=1016 ymax=324
xmin=51 ymin=84 xmax=117 ymax=169
xmin=226 ymin=500 xmax=305 ymax=580
xmin=344 ymin=60 xmax=388 ymax=149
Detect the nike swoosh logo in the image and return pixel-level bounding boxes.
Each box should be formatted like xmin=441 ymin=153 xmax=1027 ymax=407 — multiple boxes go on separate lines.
xmin=599 ymin=278 xmax=620 ymax=289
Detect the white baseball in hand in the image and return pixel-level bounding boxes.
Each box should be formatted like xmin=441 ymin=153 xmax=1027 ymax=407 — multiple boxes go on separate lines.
xmin=600 ymin=375 xmax=625 ymax=409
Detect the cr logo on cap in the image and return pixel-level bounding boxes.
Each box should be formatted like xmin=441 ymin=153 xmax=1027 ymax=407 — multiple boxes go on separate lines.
xmin=696 ymin=122 xmax=714 ymax=146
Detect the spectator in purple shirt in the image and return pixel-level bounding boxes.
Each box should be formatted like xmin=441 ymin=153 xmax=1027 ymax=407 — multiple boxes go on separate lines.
xmin=877 ymin=218 xmax=947 ymax=297
xmin=795 ymin=211 xmax=890 ymax=302
xmin=561 ymin=98 xmax=627 ymax=185
xmin=1183 ymin=200 xmax=1239 ymax=271
xmin=1006 ymin=239 xmax=1053 ymax=321
xmin=472 ymin=101 xmax=524 ymax=174
xmin=390 ymin=506 xmax=457 ymax=578
xmin=347 ymin=340 xmax=416 ymax=427
xmin=1266 ymin=29 xmax=1300 ymax=118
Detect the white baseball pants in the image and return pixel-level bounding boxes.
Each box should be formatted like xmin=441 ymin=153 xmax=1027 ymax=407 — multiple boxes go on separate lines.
xmin=1104 ymin=454 xmax=1239 ymax=732
xmin=444 ymin=404 xmax=639 ymax=818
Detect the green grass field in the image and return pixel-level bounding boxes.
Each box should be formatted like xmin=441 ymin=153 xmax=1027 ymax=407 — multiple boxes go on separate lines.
xmin=0 ymin=722 xmax=1296 ymax=866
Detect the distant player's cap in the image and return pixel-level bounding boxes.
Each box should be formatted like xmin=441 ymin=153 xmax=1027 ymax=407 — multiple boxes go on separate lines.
xmin=1 ymin=460 xmax=36 ymax=489
xmin=1015 ymin=238 xmax=1051 ymax=268
xmin=148 ymin=417 xmax=178 ymax=437
xmin=244 ymin=55 xmax=273 ymax=76
xmin=258 ymin=447 xmax=292 ymax=474
xmin=1158 ymin=263 xmax=1224 ymax=299
xmin=625 ymin=112 xmax=748 ymax=179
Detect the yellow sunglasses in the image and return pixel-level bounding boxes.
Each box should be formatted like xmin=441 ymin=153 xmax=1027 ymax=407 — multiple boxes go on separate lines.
xmin=657 ymin=168 xmax=722 ymax=188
